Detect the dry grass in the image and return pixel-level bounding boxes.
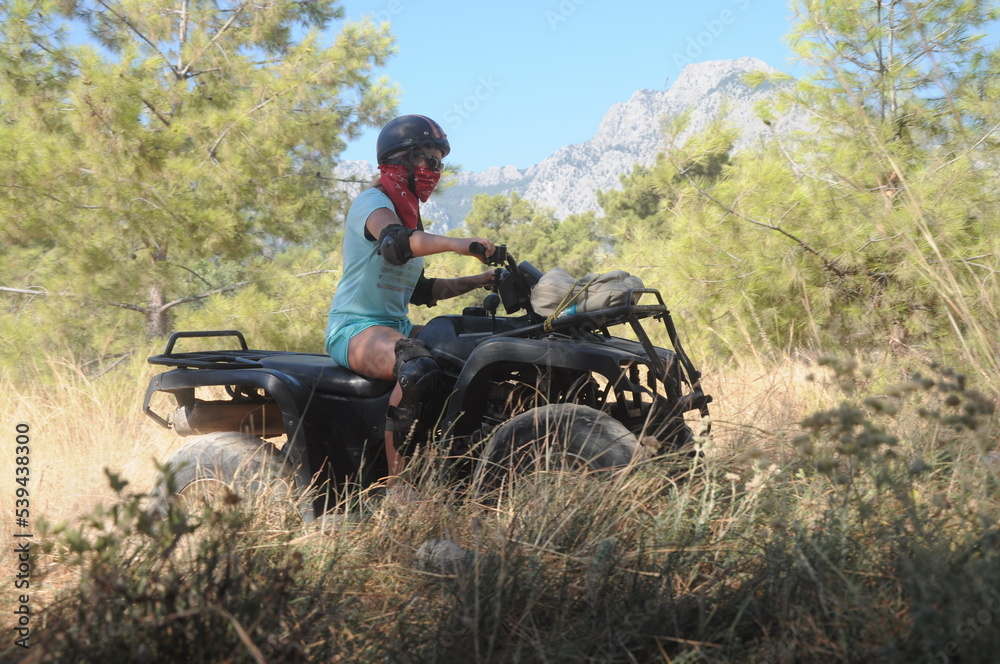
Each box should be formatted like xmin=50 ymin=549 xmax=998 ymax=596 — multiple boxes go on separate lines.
xmin=3 ymin=347 xmax=999 ymax=662
xmin=0 ymin=360 xmax=177 ymax=507
xmin=698 ymin=354 xmax=828 ymax=449
xmin=0 ymin=352 xmax=187 ymax=612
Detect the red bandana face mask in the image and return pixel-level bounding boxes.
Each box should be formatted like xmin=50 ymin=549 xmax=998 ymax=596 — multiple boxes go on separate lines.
xmin=378 ymin=164 xmax=441 ymax=229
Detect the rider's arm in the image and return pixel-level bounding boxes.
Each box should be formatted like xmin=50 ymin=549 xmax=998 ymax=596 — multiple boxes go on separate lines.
xmin=429 ymin=272 xmax=496 ymax=302
xmin=409 ymin=232 xmax=494 ymax=260
xmin=365 ymin=208 xmax=494 ymax=262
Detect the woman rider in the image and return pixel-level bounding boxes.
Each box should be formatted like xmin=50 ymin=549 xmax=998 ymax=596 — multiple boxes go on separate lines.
xmin=325 ymin=115 xmax=497 ymax=477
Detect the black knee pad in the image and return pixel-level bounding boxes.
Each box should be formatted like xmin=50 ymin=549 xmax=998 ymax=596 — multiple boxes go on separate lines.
xmin=386 ymin=339 xmax=444 ymax=452
xmin=392 ymin=337 xmax=432 ymax=377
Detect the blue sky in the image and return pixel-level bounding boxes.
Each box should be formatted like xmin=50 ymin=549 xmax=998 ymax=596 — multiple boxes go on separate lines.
xmin=336 ymin=0 xmax=805 ymax=171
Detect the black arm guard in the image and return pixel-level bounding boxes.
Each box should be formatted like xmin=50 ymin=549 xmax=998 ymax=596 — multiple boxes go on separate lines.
xmin=410 ymin=272 xmax=438 ymax=307
xmin=378 ymin=224 xmax=415 ymax=266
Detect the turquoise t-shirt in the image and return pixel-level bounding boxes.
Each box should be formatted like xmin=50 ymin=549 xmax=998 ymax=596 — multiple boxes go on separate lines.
xmin=325 ymin=189 xmax=424 ymax=362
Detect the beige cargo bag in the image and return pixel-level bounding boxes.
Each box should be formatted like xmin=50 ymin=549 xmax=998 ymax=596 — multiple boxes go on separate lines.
xmin=530 ymin=267 xmax=645 ymax=318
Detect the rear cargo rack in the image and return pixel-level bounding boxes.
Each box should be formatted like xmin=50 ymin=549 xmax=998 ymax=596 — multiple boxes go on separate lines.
xmin=148 ymin=330 xmax=300 ymax=370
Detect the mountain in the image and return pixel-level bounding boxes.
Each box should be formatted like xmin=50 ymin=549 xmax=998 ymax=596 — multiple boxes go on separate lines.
xmin=336 ymin=57 xmax=806 ymax=229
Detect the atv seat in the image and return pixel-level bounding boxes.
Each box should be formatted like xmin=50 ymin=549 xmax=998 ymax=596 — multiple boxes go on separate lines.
xmin=258 ymin=354 xmax=394 ymax=398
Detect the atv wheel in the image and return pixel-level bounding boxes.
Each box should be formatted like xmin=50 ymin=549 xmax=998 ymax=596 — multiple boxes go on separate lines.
xmin=149 ymin=431 xmax=296 ymax=516
xmin=657 ymin=419 xmax=695 ymax=452
xmin=474 ymin=404 xmax=639 ymax=493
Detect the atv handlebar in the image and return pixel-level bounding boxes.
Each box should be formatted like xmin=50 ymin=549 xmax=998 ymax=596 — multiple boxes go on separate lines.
xmin=469 ymin=242 xmax=508 ymax=266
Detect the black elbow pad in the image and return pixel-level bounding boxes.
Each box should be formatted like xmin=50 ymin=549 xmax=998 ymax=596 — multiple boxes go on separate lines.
xmin=378 ymin=224 xmax=415 ymax=266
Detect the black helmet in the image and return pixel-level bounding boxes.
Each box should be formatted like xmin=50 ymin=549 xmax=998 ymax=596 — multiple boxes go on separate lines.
xmin=376 ymin=115 xmax=450 ymax=164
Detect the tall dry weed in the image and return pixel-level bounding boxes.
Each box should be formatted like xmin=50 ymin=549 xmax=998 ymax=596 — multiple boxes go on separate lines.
xmin=0 ymin=351 xmax=187 ymax=612
xmin=3 ymin=339 xmax=999 ymax=662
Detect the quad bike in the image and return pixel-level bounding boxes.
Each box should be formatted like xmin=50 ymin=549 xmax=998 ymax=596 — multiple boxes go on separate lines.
xmin=143 ymin=246 xmax=712 ymax=519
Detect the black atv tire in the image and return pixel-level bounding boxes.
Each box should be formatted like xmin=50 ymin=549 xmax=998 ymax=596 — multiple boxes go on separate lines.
xmin=659 ymin=419 xmax=695 ymax=452
xmin=474 ymin=404 xmax=639 ymax=493
xmin=148 ymin=431 xmax=296 ymax=516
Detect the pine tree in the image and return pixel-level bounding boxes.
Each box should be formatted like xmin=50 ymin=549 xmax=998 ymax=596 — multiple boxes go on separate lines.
xmin=463 ymin=192 xmax=608 ymax=276
xmin=611 ymin=0 xmax=1000 ymax=358
xmin=0 ymin=0 xmax=396 ymax=343
xmin=778 ymin=0 xmax=1000 ymax=355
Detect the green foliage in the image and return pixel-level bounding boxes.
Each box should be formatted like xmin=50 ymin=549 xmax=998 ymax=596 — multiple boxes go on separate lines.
xmin=605 ymin=1 xmax=1000 ymax=367
xmin=598 ymin=161 xmax=669 ymax=239
xmin=607 ymin=113 xmax=739 ymax=345
xmin=787 ymin=0 xmax=999 ymax=136
xmin=463 ymin=191 xmax=609 ymax=275
xmin=173 ymin=244 xmax=340 ymax=353
xmin=0 ymin=0 xmax=397 ymax=348
xmin=599 ymin=111 xmax=736 ymax=244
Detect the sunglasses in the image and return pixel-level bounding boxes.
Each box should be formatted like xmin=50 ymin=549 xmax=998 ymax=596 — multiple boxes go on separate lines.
xmin=414 ymin=151 xmax=443 ymax=172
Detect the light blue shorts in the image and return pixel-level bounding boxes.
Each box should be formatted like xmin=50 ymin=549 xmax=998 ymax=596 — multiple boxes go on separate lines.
xmin=325 ymin=314 xmax=414 ymax=369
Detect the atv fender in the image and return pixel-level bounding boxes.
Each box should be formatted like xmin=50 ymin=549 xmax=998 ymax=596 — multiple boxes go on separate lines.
xmin=441 ymin=336 xmax=647 ymax=436
xmin=144 ymin=367 xmax=317 ymax=520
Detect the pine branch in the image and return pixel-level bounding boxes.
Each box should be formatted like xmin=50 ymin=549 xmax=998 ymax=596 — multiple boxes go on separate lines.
xmin=179 ymin=1 xmax=249 ymax=79
xmin=168 ymin=262 xmax=214 ymax=288
xmin=159 ymin=269 xmax=337 ymax=313
xmin=86 ymin=351 xmax=135 ymax=379
xmin=178 ymin=0 xmax=189 ymax=72
xmin=104 ymin=301 xmax=150 ymax=313
xmin=674 ymin=166 xmax=851 ymax=279
xmin=94 ymin=0 xmax=174 ymax=75
xmin=161 ymin=280 xmax=251 ymax=311
xmin=2 ymin=287 xmax=151 ymax=313
xmin=3 ymin=271 xmax=337 ymax=314
xmin=767 ymin=129 xmax=842 ymax=186
xmin=183 ymin=68 xmax=222 ymax=79
xmin=856 ymin=235 xmax=903 ymax=252
xmin=933 ymin=121 xmax=1000 ymax=173
xmin=0 ymin=287 xmax=47 ymax=296
xmin=207 ymin=127 xmax=233 ymax=161
xmin=312 ymin=174 xmax=372 ymax=183
xmin=0 ymin=183 xmax=103 ymax=209
xmin=143 ymin=98 xmax=171 ymax=127
xmin=208 ymin=87 xmax=289 ymax=160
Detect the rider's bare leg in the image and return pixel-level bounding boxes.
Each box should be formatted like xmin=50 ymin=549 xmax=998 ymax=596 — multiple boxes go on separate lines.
xmin=385 ymin=383 xmax=405 ymax=475
xmin=347 ymin=325 xmax=402 ymax=381
xmin=347 ymin=326 xmax=407 ymax=480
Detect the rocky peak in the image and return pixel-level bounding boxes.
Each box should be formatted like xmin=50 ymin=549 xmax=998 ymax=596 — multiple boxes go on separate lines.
xmin=336 ymin=58 xmax=805 ymax=228
xmin=454 ymin=165 xmax=524 ymax=187
xmin=668 ymin=57 xmax=776 ymax=101
xmin=518 ymin=58 xmax=802 ymax=218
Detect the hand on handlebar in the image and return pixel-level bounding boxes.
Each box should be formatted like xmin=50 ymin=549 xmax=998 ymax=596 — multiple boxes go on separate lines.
xmin=482 ymin=268 xmax=503 ymax=292
xmin=469 ymin=241 xmax=509 ymax=266
xmin=467 ymin=238 xmax=495 ymax=264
